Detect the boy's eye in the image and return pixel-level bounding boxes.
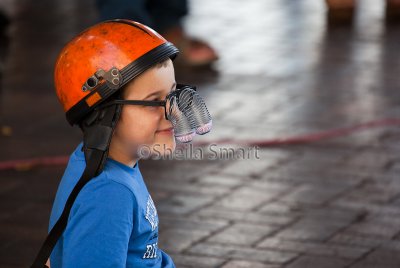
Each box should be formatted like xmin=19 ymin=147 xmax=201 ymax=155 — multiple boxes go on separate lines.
xmin=149 ymin=98 xmax=161 ymax=101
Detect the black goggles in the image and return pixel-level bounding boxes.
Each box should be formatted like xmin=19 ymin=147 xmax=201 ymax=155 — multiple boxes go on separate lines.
xmin=98 ymin=84 xmax=195 ymax=119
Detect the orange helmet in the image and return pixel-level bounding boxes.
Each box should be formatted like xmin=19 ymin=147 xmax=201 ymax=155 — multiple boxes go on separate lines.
xmin=54 ymin=19 xmax=179 ymax=125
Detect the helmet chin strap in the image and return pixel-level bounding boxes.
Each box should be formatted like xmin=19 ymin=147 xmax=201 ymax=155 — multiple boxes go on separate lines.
xmin=31 ymin=103 xmax=121 ymax=268
xmin=82 ymin=103 xmax=122 ymax=176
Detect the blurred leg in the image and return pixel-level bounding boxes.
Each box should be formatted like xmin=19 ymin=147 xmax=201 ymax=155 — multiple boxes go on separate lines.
xmin=95 ymin=0 xmax=153 ymax=26
xmin=0 ymin=9 xmax=9 ymax=79
xmin=146 ymin=0 xmax=188 ymax=33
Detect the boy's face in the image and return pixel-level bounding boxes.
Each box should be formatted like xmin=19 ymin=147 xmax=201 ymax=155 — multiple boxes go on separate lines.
xmin=110 ymin=59 xmax=176 ymax=164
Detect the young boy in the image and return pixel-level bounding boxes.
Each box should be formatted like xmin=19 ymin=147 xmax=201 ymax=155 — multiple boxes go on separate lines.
xmin=32 ymin=19 xmax=210 ymax=268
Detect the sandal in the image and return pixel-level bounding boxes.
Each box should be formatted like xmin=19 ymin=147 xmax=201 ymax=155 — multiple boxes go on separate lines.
xmin=325 ymin=0 xmax=355 ymax=24
xmin=386 ymin=0 xmax=400 ymax=23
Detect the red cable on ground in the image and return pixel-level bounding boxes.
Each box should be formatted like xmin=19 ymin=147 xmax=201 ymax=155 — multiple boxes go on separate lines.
xmin=1 ymin=118 xmax=400 ymax=171
xmin=0 ymin=155 xmax=69 ymax=171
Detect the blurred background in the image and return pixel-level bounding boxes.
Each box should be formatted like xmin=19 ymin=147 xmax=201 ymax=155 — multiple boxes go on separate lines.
xmin=1 ymin=0 xmax=400 ymax=267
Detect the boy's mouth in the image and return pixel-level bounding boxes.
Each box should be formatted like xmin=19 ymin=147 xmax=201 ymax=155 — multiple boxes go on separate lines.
xmin=156 ymin=127 xmax=174 ymax=134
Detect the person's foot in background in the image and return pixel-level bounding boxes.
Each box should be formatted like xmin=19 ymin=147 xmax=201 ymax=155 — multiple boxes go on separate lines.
xmin=325 ymin=0 xmax=355 ymax=25
xmin=162 ymin=26 xmax=218 ymax=68
xmin=386 ymin=0 xmax=400 ymax=23
xmin=325 ymin=0 xmax=400 ymax=25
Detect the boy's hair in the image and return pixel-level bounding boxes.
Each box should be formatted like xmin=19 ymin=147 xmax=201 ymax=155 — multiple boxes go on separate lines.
xmin=119 ymin=57 xmax=171 ymax=99
xmin=154 ymin=57 xmax=170 ymax=69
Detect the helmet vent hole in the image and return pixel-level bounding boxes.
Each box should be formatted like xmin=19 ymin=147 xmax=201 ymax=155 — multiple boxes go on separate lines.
xmin=111 ymin=69 xmax=118 ymax=76
xmin=112 ymin=78 xmax=120 ymax=85
xmin=87 ymin=77 xmax=97 ymax=88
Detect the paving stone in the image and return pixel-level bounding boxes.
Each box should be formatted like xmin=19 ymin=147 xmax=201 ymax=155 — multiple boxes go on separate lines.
xmin=220 ymin=260 xmax=281 ymax=268
xmin=247 ymin=180 xmax=295 ymax=196
xmin=158 ymin=217 xmax=230 ymax=253
xmin=258 ymin=202 xmax=298 ymax=215
xmin=0 ymin=222 xmax=46 ymax=245
xmin=213 ymin=193 xmax=273 ymax=211
xmin=0 ymin=238 xmax=44 ymax=267
xmin=339 ymin=181 xmax=400 ymax=204
xmin=156 ymin=193 xmax=215 ymax=215
xmin=214 ymin=185 xmax=287 ymax=211
xmin=262 ymin=163 xmax=365 ymax=186
xmin=332 ymin=199 xmax=400 ymax=216
xmin=196 ymin=207 xmax=296 ymax=226
xmin=187 ymin=243 xmax=298 ymax=264
xmin=149 ymin=179 xmax=231 ymax=196
xmin=140 ymin=158 xmax=224 ymax=182
xmin=170 ymin=254 xmax=226 ymax=268
xmin=350 ymin=263 xmax=398 ymax=268
xmin=158 ymin=229 xmax=212 ymax=253
xmin=257 ymin=237 xmax=369 ymax=259
xmin=195 ymin=173 xmax=248 ymax=187
xmin=206 ymin=222 xmax=279 ymax=246
xmin=159 ymin=216 xmax=229 ymax=232
xmin=349 ymin=248 xmax=400 ymax=268
xmin=379 ymin=240 xmax=400 ymax=251
xmin=343 ymin=220 xmax=400 ymax=239
xmin=281 ymin=149 xmax=348 ymax=171
xmin=273 ymin=216 xmax=354 ymax=242
xmin=218 ymin=150 xmax=287 ymax=177
xmin=328 ymin=232 xmax=385 ymax=248
xmin=342 ymin=150 xmax=394 ymax=170
xmin=278 ymin=183 xmax=350 ymax=206
xmin=260 ymin=203 xmax=363 ymax=223
xmin=285 ymin=255 xmax=351 ymax=268
xmin=0 ymin=177 xmax=23 ymax=196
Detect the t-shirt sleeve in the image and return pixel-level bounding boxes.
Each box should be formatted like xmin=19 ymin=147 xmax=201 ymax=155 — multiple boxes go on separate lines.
xmin=61 ymin=179 xmax=135 ymax=268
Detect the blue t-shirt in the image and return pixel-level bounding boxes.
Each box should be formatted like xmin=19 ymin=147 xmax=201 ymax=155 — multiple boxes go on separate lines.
xmin=49 ymin=143 xmax=175 ymax=268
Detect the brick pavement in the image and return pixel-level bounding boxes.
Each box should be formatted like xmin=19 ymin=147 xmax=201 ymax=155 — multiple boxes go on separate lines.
xmin=1 ymin=0 xmax=400 ymax=267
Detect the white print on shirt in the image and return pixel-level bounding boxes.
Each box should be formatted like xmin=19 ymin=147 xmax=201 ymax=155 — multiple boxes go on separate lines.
xmin=145 ymin=195 xmax=158 ymax=231
xmin=143 ymin=242 xmax=158 ymax=259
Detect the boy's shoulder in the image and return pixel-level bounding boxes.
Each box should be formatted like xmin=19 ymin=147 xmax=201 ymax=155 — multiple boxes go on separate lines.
xmin=102 ymin=159 xmax=145 ymax=196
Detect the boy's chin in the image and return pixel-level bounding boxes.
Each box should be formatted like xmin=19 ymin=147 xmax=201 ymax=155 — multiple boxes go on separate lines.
xmin=160 ymin=143 xmax=176 ymax=156
xmin=152 ymin=139 xmax=176 ymax=156
xmin=158 ymin=136 xmax=175 ymax=147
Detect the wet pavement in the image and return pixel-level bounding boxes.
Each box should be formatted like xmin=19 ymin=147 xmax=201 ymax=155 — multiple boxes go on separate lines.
xmin=1 ymin=0 xmax=400 ymax=267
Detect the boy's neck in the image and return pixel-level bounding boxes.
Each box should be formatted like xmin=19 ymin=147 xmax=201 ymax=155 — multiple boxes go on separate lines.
xmin=109 ymin=154 xmax=138 ymax=168
xmin=108 ymin=140 xmax=138 ymax=168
